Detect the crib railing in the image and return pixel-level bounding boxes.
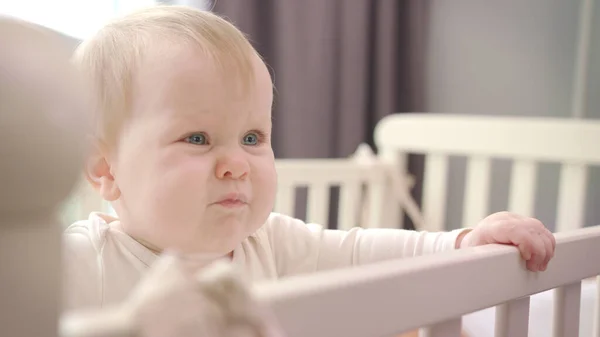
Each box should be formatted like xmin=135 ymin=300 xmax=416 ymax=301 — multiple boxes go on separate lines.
xmin=374 ymin=113 xmax=600 ymax=233
xmin=254 ymin=225 xmax=600 ymax=337
xmin=274 ymin=143 xmax=422 ymax=230
xmin=59 ymin=225 xmax=600 ymax=337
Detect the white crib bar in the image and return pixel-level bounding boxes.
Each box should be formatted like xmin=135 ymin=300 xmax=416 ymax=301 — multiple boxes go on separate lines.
xmin=306 ymin=183 xmax=330 ymax=225
xmin=365 ymin=180 xmax=386 ymax=228
xmin=508 ymin=160 xmax=537 ymax=216
xmin=555 ymin=164 xmax=587 ymax=232
xmin=388 ymin=167 xmax=425 ymax=230
xmin=338 ymin=181 xmax=361 ymax=230
xmin=494 ymin=297 xmax=530 ymax=337
xmin=274 ymin=183 xmax=296 ymax=217
xmin=462 ymin=157 xmax=491 ymax=227
xmin=378 ymin=149 xmax=406 ymax=229
xmin=553 ymin=282 xmax=582 ymax=337
xmin=254 ymin=226 xmax=600 ymax=337
xmin=422 ymin=154 xmax=449 ymax=231
xmin=420 ymin=318 xmax=462 ymax=337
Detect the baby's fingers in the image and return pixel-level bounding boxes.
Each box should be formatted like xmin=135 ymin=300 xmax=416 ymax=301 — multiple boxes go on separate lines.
xmin=515 ymin=231 xmax=546 ymax=271
xmin=539 ymin=233 xmax=555 ymax=271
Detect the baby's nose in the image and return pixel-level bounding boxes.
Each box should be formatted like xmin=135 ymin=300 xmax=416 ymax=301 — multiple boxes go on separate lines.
xmin=215 ymin=154 xmax=250 ymax=180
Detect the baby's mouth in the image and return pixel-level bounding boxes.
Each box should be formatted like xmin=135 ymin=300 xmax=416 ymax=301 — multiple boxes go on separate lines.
xmin=213 ymin=192 xmax=249 ymax=208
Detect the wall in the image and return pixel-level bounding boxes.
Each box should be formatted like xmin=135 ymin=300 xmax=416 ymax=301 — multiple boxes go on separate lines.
xmin=422 ymin=0 xmax=598 ymax=230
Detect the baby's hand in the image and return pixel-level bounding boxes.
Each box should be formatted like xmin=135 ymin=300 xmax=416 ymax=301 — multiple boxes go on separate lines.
xmin=458 ymin=211 xmax=555 ymax=272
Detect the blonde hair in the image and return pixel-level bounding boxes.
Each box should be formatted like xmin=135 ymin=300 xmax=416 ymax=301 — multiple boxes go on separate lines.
xmin=73 ymin=5 xmax=259 ymax=147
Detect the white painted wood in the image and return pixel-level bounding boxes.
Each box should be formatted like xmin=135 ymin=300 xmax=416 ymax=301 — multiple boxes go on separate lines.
xmin=462 ymin=157 xmax=491 ymax=227
xmin=375 ymin=148 xmax=406 ymax=229
xmin=274 ymin=183 xmax=296 ymax=217
xmin=253 ymin=226 xmax=600 ymax=337
xmin=420 ymin=318 xmax=462 ymax=337
xmin=306 ymin=184 xmax=330 ymax=225
xmin=373 ymin=114 xmax=600 ymax=164
xmin=352 ymin=144 xmax=385 ymax=229
xmin=494 ymin=297 xmax=530 ymax=337
xmin=508 ymin=160 xmax=537 ymax=216
xmin=421 ymin=154 xmax=449 ymax=231
xmin=365 ymin=179 xmax=386 ymax=228
xmin=275 ymin=158 xmax=379 ymax=185
xmin=338 ymin=182 xmax=361 ymax=230
xmin=373 ymin=113 xmax=600 ymax=232
xmin=556 ymin=164 xmax=588 ymax=232
xmin=553 ymin=282 xmax=582 ymax=337
xmin=388 ymin=165 xmax=425 ymax=229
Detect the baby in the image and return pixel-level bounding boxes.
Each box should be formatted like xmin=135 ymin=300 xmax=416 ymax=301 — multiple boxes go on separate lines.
xmin=63 ymin=4 xmax=555 ymax=319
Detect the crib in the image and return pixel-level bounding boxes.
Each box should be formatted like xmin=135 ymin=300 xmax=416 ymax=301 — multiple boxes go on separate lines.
xmin=4 ymin=107 xmax=597 ymax=337
xmin=264 ymin=113 xmax=600 ymax=337
xmin=5 ymin=11 xmax=600 ymax=337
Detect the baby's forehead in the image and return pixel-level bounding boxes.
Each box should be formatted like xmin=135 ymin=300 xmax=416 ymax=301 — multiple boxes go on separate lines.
xmin=142 ymin=41 xmax=256 ymax=80
xmin=133 ymin=43 xmax=272 ymax=111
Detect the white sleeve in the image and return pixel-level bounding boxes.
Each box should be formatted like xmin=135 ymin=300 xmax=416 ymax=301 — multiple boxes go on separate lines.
xmin=263 ymin=213 xmax=467 ymax=277
xmin=62 ymin=221 xmax=104 ymax=312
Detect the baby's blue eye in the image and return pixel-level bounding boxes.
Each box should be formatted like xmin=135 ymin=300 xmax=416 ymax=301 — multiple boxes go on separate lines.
xmin=185 ymin=133 xmax=207 ymax=145
xmin=243 ymin=133 xmax=259 ymax=145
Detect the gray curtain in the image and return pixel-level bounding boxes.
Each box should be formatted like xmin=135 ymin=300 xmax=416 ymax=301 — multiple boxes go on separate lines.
xmin=210 ymin=0 xmax=428 ymax=158
xmin=206 ymin=0 xmax=429 ymax=228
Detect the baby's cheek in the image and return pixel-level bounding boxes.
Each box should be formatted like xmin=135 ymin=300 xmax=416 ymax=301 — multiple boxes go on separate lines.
xmin=147 ymin=155 xmax=210 ymax=220
xmin=252 ymin=160 xmax=277 ymax=208
xmin=161 ymin=161 xmax=211 ymax=202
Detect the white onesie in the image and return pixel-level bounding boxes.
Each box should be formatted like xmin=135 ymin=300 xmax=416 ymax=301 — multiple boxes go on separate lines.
xmin=62 ymin=212 xmax=466 ymax=312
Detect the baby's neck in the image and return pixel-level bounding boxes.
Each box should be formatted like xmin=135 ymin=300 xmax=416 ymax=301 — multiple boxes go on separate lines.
xmin=135 ymin=236 xmax=234 ymax=262
xmin=114 ymin=218 xmax=234 ymax=266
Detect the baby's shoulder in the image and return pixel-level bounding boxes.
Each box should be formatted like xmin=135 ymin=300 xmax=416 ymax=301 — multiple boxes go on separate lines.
xmin=62 ymin=213 xmax=115 ymax=311
xmin=256 ymin=212 xmax=326 ymax=241
xmin=63 ymin=212 xmax=117 ymax=254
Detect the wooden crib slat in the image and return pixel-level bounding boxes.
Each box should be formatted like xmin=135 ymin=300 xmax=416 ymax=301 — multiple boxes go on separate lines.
xmin=462 ymin=157 xmax=491 ymax=227
xmin=365 ymin=181 xmax=385 ymax=228
xmin=274 ymin=184 xmax=296 ymax=217
xmin=494 ymin=297 xmax=530 ymax=337
xmin=556 ymin=164 xmax=587 ymax=231
xmin=337 ymin=181 xmax=361 ymax=230
xmin=306 ymin=184 xmax=330 ymax=226
xmin=508 ymin=160 xmax=537 ymax=216
xmin=422 ymin=154 xmax=449 ymax=232
xmin=377 ymin=149 xmax=406 ymax=229
xmin=553 ymin=282 xmax=582 ymax=337
xmin=419 ymin=318 xmax=462 ymax=337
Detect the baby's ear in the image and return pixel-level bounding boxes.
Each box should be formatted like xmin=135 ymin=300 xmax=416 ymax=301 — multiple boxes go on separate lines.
xmin=84 ymin=142 xmax=121 ymax=202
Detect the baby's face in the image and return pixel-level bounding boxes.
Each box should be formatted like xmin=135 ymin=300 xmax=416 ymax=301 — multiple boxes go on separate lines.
xmin=109 ymin=46 xmax=276 ymax=255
